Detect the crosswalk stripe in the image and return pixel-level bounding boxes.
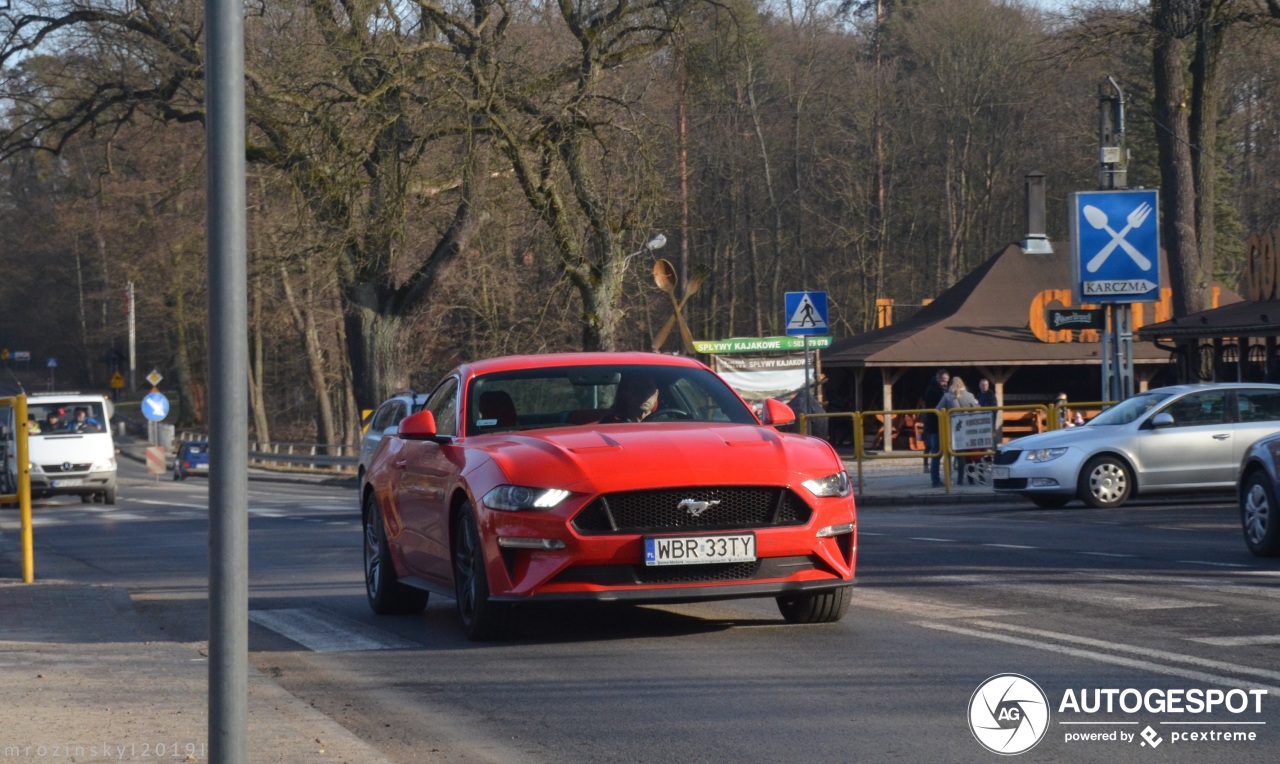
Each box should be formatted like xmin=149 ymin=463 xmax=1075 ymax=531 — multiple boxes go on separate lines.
xmin=249 ymin=608 xmax=418 ymax=653
xmin=937 ymin=574 xmax=1215 ymax=610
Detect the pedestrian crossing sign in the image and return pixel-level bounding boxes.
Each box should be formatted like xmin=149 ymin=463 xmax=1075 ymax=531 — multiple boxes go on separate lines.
xmin=784 ymin=291 xmax=828 ymax=336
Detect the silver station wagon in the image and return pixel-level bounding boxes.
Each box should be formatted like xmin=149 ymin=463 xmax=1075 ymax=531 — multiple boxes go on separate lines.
xmin=993 ymin=384 xmax=1280 ymax=509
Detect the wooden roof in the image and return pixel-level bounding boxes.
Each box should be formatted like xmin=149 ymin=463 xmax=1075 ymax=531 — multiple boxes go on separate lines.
xmin=1137 ymin=299 xmax=1280 ymax=340
xmin=824 ymin=242 xmax=1192 ymax=369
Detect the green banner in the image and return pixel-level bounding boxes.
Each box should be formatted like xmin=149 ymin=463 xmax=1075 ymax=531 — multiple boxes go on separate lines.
xmin=693 ymin=336 xmax=832 ymax=354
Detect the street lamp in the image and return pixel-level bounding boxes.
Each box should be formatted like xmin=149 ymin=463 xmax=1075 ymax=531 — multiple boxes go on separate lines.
xmin=645 ymin=233 xmax=667 ymax=252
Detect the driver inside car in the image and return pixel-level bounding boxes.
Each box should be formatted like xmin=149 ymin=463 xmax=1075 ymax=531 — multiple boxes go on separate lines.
xmin=601 ymin=374 xmax=660 ymax=423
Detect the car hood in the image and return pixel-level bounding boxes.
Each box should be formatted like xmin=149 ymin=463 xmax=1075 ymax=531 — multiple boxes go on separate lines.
xmin=468 ymin=423 xmax=843 ymax=493
xmin=1004 ymin=425 xmax=1119 ymax=451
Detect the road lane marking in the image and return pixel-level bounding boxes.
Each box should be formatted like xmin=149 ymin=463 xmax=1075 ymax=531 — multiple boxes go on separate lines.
xmin=909 ymin=537 xmax=955 ymax=542
xmin=983 ymin=543 xmax=1038 ymax=549
xmin=937 ymin=574 xmax=1215 ymax=610
xmin=918 ymin=621 xmax=1280 ymax=693
xmin=248 ymin=608 xmax=418 ymax=653
xmin=962 ymin=620 xmax=1280 ymax=683
xmin=1081 ymin=552 xmax=1135 ymax=558
xmin=1189 ymin=635 xmax=1280 ymax=647
xmin=1178 ymin=560 xmax=1251 ymax=568
xmin=850 ymin=589 xmax=1018 ymax=620
xmin=132 ymin=498 xmax=209 ymax=510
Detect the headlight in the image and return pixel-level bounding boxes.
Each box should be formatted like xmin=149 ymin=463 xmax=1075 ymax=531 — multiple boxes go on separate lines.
xmin=802 ymin=470 xmax=852 ymax=498
xmin=1025 ymin=448 xmax=1068 ymax=463
xmin=91 ymin=458 xmax=117 ymax=472
xmin=482 ymin=485 xmax=571 ymax=511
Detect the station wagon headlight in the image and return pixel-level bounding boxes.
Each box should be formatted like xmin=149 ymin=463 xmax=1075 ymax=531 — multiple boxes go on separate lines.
xmin=483 ymin=486 xmax=571 ymax=511
xmin=803 ymin=470 xmax=852 ymax=498
xmin=1025 ymin=448 xmax=1068 ymax=463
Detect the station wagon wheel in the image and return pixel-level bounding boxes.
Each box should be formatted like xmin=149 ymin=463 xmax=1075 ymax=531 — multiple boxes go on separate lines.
xmin=1241 ymin=471 xmax=1280 ymax=557
xmin=363 ymin=493 xmax=428 ymax=615
xmin=1078 ymin=456 xmax=1132 ymax=509
xmin=776 ymin=586 xmax=852 ymax=624
xmin=453 ymin=501 xmax=517 ymax=641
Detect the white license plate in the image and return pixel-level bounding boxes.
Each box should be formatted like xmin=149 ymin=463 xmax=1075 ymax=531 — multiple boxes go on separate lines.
xmin=993 ymin=467 xmax=1009 ymax=480
xmin=52 ymin=478 xmax=84 ymax=487
xmin=644 ymin=533 xmax=756 ymax=566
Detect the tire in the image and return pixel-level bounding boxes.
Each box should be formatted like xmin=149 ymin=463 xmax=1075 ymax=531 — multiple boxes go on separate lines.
xmin=1241 ymin=471 xmax=1280 ymax=557
xmin=453 ymin=502 xmax=518 ymax=641
xmin=776 ymin=586 xmax=852 ymax=624
xmin=1028 ymin=495 xmax=1071 ymax=509
xmin=363 ymin=493 xmax=429 ymax=615
xmin=1077 ymin=455 xmax=1132 ymax=508
xmin=103 ymin=487 xmax=116 ymax=505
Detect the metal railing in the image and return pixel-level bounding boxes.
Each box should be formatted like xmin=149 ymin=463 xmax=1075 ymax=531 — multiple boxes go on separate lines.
xmin=799 ymin=399 xmax=1115 ymax=494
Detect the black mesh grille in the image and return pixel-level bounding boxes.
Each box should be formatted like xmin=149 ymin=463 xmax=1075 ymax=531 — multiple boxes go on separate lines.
xmin=638 ymin=561 xmax=760 ymax=583
xmin=551 ymin=556 xmax=816 ymax=587
xmin=993 ymin=450 xmax=1020 ymax=465
xmin=572 ymin=487 xmax=810 ymax=535
xmin=42 ymin=463 xmax=92 ymax=473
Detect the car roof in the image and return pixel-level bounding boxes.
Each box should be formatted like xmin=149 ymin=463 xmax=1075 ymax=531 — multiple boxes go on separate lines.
xmin=458 ymin=352 xmax=705 ymax=378
xmin=1137 ymin=383 xmax=1280 ymax=395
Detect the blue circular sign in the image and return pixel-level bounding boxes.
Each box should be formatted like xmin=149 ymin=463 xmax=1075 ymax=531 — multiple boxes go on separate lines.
xmin=142 ymin=391 xmax=171 ymax=422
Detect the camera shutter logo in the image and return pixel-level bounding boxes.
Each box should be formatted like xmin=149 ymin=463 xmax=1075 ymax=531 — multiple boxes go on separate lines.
xmin=968 ymin=674 xmax=1050 ymax=755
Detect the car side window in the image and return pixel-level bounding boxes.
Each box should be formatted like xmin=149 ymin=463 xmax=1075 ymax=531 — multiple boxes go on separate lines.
xmin=371 ymin=402 xmax=398 ymax=432
xmin=1164 ymin=391 xmax=1227 ymax=426
xmin=426 ymin=378 xmax=460 ymax=437
xmin=1237 ymin=389 xmax=1280 ymax=423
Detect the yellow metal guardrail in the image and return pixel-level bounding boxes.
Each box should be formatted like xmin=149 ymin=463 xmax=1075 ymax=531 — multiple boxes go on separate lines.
xmin=798 ymin=399 xmax=1115 ymax=494
xmin=1 ymin=394 xmax=35 ymax=582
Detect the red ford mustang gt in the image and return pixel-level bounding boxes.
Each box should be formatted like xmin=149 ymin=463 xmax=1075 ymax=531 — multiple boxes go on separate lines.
xmin=361 ymin=352 xmax=857 ymax=639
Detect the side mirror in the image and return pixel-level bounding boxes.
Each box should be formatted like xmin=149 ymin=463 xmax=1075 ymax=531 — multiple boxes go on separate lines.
xmin=1150 ymin=412 xmax=1175 ymax=428
xmin=398 ymin=410 xmax=440 ymax=440
xmin=762 ymin=398 xmax=796 ymax=428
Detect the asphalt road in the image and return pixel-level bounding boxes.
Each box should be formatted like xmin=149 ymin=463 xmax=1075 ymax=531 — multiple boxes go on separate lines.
xmin=13 ymin=457 xmax=1280 ymax=762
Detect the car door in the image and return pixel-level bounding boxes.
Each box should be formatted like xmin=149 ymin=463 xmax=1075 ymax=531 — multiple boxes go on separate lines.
xmin=1138 ymin=390 xmax=1234 ymax=488
xmin=397 ymin=378 xmax=461 ymax=583
xmin=1232 ymin=388 xmax=1280 ymax=463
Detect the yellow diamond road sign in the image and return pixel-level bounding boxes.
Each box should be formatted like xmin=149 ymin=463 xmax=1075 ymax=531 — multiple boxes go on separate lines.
xmin=146 ymin=370 xmax=163 ymax=387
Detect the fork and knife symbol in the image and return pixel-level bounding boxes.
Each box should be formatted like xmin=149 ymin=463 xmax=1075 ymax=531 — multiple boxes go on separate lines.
xmin=1083 ymin=201 xmax=1153 ymax=273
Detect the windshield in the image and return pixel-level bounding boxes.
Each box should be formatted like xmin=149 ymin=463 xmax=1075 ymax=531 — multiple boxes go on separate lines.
xmin=1087 ymin=390 xmax=1174 ymax=426
xmin=465 ymin=364 xmax=756 ymax=435
xmin=28 ymin=401 xmax=109 ymax=436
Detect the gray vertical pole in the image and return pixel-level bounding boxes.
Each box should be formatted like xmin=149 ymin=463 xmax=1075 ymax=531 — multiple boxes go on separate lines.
xmin=802 ymin=335 xmax=811 ymax=435
xmin=127 ymin=281 xmax=137 ymax=393
xmin=205 ymin=0 xmax=248 ymax=759
xmin=1100 ymin=306 xmax=1113 ymax=400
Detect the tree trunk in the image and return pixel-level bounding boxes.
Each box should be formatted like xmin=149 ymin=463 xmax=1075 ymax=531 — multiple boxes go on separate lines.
xmin=248 ymin=283 xmax=270 ymax=444
xmin=1189 ymin=17 xmax=1224 ymax=293
xmin=1154 ymin=32 xmax=1205 ymax=319
xmin=344 ymin=293 xmax=406 ymax=410
xmin=280 ymin=265 xmax=339 ymax=451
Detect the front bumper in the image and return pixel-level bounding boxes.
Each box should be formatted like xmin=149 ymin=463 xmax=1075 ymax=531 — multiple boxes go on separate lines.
xmin=30 ymin=469 xmax=117 ymax=497
xmin=480 ymin=493 xmax=858 ymax=602
xmin=991 ymin=452 xmax=1083 ymax=497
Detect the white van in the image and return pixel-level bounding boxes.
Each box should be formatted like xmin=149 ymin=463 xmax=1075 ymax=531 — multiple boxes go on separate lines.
xmin=3 ymin=393 xmax=118 ymax=504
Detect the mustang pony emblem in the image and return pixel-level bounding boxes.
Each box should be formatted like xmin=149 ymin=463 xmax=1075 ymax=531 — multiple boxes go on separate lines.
xmin=677 ymin=498 xmax=721 ymax=517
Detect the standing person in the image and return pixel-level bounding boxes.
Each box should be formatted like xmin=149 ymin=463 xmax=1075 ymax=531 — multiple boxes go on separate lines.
xmin=921 ymin=369 xmax=949 ymax=487
xmin=941 ymin=377 xmax=979 ymax=484
xmin=976 ymin=378 xmax=996 ymax=407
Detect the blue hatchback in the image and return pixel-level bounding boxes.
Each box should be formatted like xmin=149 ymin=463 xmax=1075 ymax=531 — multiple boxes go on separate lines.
xmin=173 ymin=440 xmax=210 ymax=480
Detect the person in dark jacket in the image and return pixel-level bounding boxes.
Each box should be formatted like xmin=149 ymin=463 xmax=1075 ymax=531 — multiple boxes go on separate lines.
xmin=921 ymin=369 xmax=949 ymax=487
